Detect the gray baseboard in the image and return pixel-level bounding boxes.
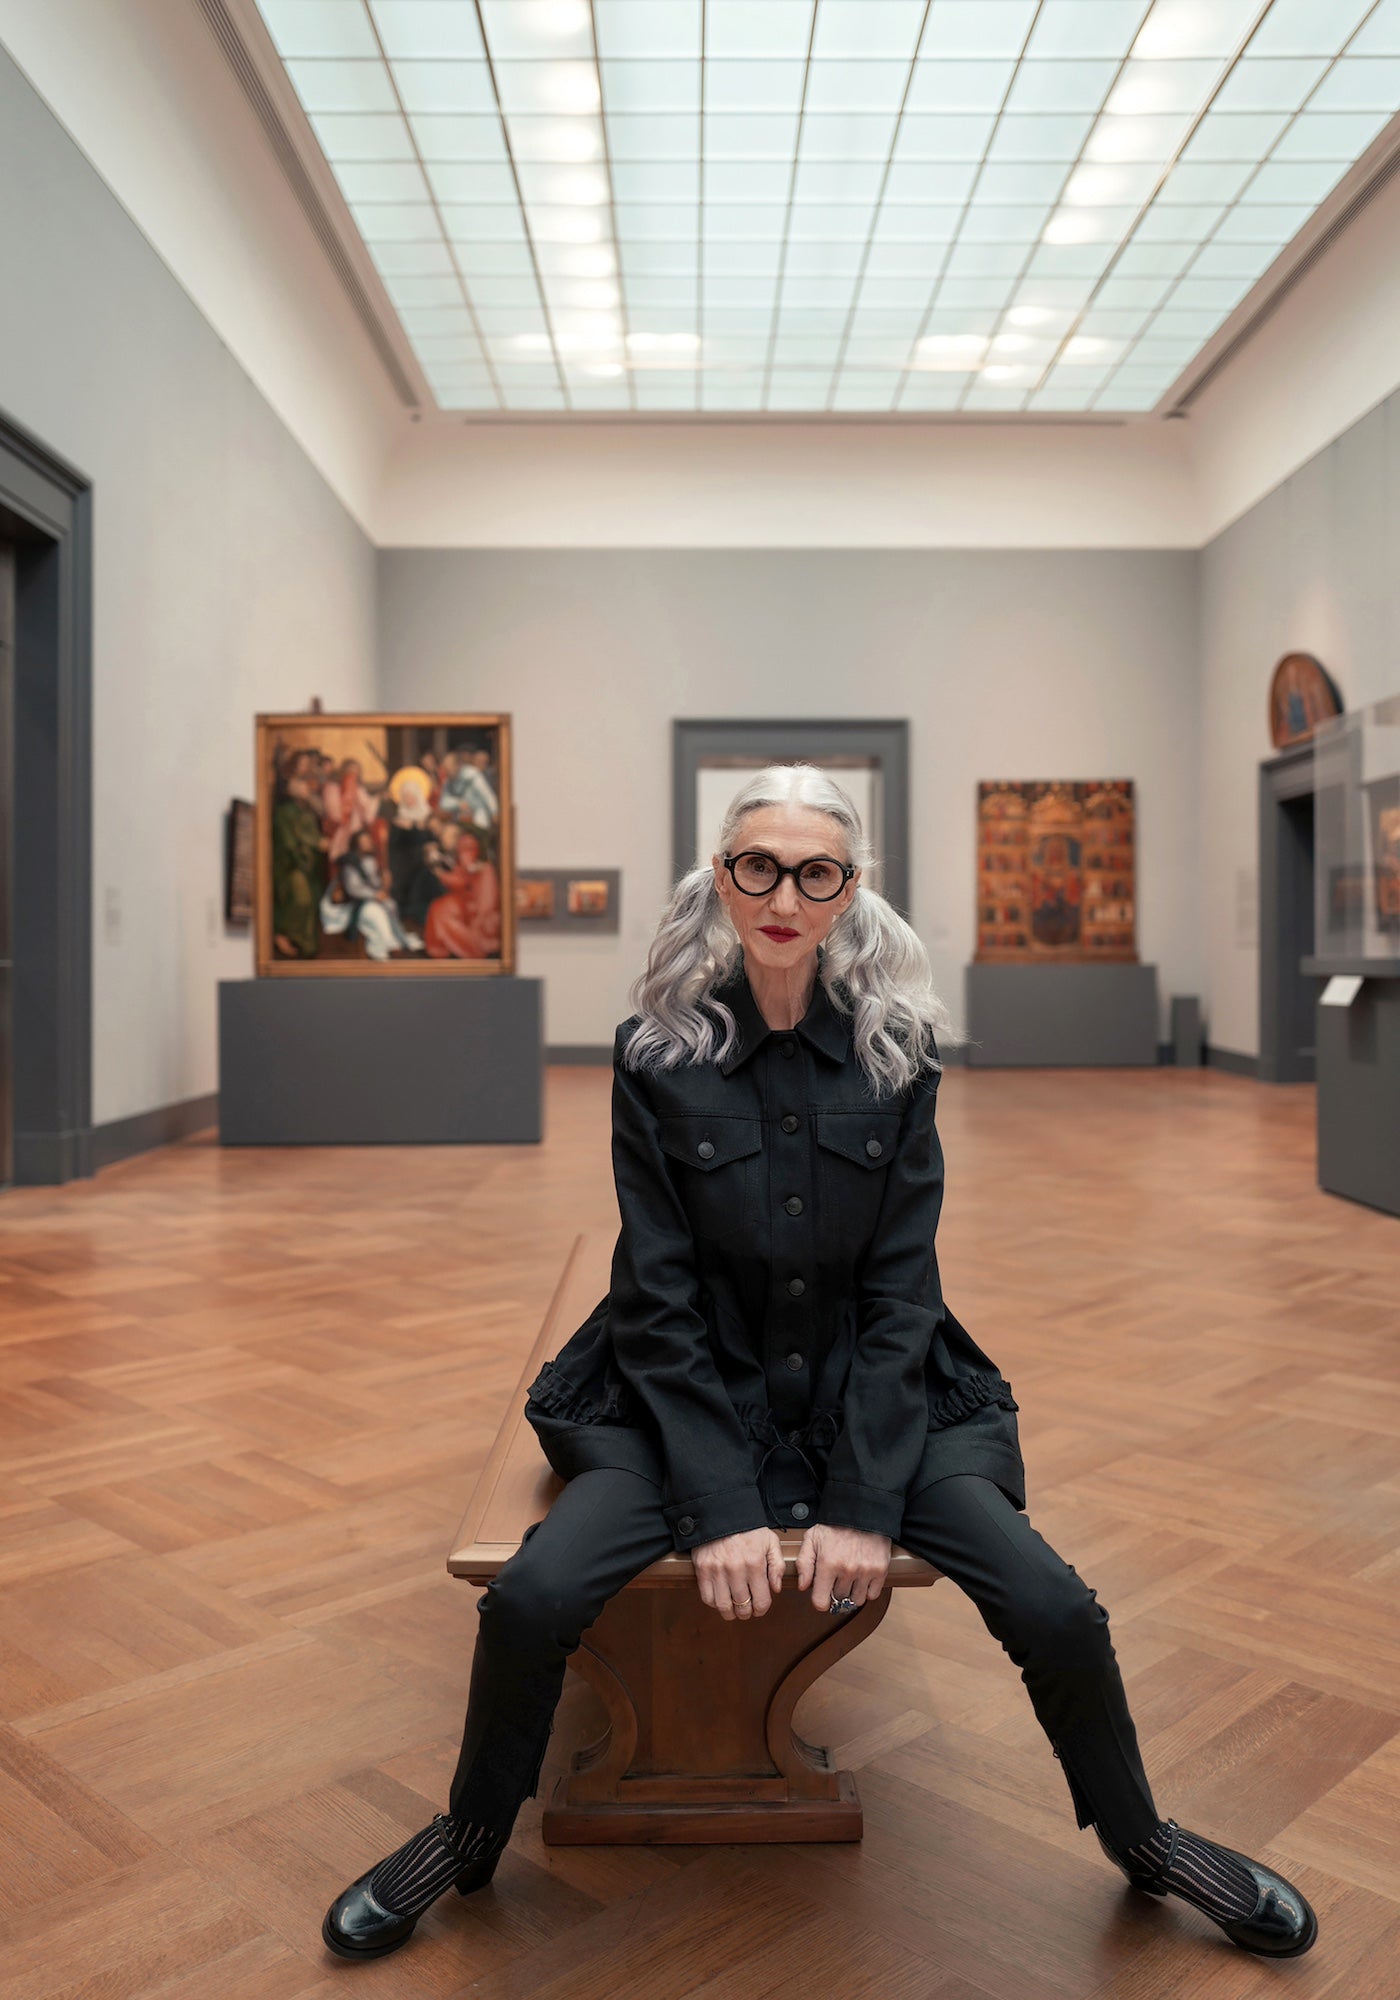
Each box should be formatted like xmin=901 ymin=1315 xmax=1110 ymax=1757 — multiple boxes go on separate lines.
xmin=1204 ymin=1045 xmax=1260 ymax=1077
xmin=92 ymin=1092 xmax=219 ymax=1172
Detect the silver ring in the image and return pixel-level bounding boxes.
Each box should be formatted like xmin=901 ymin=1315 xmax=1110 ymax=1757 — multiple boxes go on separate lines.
xmin=828 ymin=1593 xmax=856 ymax=1614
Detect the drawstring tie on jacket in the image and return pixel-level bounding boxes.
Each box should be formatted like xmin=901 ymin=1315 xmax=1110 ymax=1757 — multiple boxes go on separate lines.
xmin=746 ymin=1407 xmax=841 ymax=1519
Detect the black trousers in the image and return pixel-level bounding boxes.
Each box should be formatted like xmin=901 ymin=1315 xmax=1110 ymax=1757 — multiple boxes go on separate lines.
xmin=448 ymin=1467 xmax=1163 ymax=1855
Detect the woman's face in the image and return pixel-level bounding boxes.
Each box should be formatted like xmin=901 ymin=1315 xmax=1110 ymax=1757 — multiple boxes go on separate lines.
xmin=713 ymin=803 xmax=860 ymax=977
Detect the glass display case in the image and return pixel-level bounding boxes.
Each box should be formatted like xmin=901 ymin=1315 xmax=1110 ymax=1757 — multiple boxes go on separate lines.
xmin=1313 ymin=693 xmax=1400 ymax=969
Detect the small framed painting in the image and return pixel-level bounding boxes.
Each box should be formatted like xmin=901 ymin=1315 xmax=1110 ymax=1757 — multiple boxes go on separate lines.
xmin=516 ymin=868 xmax=620 ymax=933
xmin=255 ymin=711 xmax=515 ymax=975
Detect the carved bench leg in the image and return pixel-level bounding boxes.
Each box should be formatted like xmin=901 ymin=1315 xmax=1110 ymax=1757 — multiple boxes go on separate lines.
xmin=541 ymin=1584 xmax=896 ymax=1843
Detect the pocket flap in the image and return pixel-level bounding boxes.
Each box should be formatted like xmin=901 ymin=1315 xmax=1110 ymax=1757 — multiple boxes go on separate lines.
xmin=658 ymin=1115 xmax=763 ymax=1171
xmin=815 ymin=1109 xmax=902 ymax=1169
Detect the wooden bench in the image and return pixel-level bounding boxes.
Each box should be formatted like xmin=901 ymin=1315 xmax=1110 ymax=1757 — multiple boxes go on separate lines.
xmin=448 ymin=1229 xmax=942 ymax=1844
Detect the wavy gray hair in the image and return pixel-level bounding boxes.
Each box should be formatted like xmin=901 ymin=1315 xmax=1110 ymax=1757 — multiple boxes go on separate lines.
xmin=622 ymin=763 xmax=962 ymax=1097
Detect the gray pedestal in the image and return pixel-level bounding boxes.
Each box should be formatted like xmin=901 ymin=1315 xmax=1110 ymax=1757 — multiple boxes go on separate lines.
xmin=1300 ymin=957 xmax=1400 ymax=1217
xmin=218 ymin=976 xmax=543 ymax=1145
xmin=965 ymin=963 xmax=1159 ymax=1067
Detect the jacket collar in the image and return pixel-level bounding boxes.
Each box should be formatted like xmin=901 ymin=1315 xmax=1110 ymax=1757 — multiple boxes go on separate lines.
xmin=712 ymin=953 xmax=851 ymax=1076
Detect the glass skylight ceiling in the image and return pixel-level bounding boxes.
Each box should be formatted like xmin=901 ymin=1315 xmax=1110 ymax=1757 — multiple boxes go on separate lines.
xmin=254 ymin=0 xmax=1400 ymax=414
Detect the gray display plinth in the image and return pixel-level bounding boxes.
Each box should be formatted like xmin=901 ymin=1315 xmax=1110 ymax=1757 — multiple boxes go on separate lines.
xmin=218 ymin=976 xmax=543 ymax=1145
xmin=1300 ymin=957 xmax=1400 ymax=1217
xmin=965 ymin=963 xmax=1159 ymax=1067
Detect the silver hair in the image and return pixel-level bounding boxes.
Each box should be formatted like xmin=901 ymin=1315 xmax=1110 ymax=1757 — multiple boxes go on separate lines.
xmin=622 ymin=762 xmax=963 ymax=1097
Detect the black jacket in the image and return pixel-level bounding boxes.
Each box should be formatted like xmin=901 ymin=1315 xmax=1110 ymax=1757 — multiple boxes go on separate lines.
xmin=525 ymin=955 xmax=1024 ymax=1554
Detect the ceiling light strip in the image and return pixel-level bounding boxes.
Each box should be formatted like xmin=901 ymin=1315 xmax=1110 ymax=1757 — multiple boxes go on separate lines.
xmin=586 ymin=0 xmax=635 ymax=412
xmin=360 ymin=0 xmax=506 ymax=410
xmin=823 ymin=2 xmax=934 ymax=412
xmin=758 ymin=3 xmax=822 ymax=412
xmin=471 ymin=0 xmax=570 ymax=408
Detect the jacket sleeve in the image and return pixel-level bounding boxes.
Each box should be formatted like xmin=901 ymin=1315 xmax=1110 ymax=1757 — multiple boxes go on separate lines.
xmin=813 ymin=1060 xmax=945 ymax=1540
xmin=606 ymin=1023 xmax=770 ymax=1554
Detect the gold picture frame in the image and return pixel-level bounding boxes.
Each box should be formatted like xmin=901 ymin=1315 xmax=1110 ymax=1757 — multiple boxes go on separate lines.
xmin=255 ymin=711 xmax=516 ymax=976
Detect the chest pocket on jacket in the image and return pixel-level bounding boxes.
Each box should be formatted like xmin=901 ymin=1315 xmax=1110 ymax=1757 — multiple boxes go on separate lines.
xmin=658 ymin=1115 xmax=762 ymax=1242
xmin=814 ymin=1109 xmax=902 ymax=1240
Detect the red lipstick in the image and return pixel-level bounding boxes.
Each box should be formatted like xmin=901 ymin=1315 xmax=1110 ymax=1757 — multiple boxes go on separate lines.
xmin=759 ymin=926 xmax=799 ymax=940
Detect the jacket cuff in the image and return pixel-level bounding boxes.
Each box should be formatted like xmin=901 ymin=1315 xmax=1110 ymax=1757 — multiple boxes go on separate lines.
xmin=664 ymin=1483 xmax=770 ymax=1553
xmin=812 ymin=1480 xmax=906 ymax=1541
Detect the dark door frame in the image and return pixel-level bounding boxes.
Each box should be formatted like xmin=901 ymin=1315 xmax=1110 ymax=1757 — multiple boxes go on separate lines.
xmin=0 ymin=407 xmax=93 ymax=1182
xmin=1258 ymin=741 xmax=1315 ymax=1085
xmin=672 ymin=719 xmax=911 ymax=917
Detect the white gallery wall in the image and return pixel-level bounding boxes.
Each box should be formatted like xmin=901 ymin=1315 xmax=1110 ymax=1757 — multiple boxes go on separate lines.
xmin=0 ymin=43 xmax=379 ymax=1130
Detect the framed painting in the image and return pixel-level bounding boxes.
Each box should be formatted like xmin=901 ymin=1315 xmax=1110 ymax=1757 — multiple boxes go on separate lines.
xmin=225 ymin=798 xmax=254 ymax=925
xmin=975 ymin=779 xmax=1138 ymax=964
xmin=254 ymin=712 xmax=515 ymax=976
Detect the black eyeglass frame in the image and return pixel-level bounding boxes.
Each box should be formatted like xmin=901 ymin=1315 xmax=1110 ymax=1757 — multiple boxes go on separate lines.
xmin=721 ymin=848 xmax=858 ymax=903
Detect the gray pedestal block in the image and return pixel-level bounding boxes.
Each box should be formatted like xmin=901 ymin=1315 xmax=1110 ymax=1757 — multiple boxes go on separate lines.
xmin=1300 ymin=959 xmax=1400 ymax=1217
xmin=964 ymin=963 xmax=1159 ymax=1067
xmin=218 ymin=977 xmax=543 ymax=1145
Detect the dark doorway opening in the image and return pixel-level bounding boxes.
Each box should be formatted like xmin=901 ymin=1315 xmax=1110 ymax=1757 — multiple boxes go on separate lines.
xmin=1258 ymin=744 xmax=1316 ymax=1084
xmin=0 ymin=415 xmax=92 ymax=1183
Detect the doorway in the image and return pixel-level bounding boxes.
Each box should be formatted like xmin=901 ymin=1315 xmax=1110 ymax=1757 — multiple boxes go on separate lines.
xmin=1258 ymin=744 xmax=1317 ymax=1084
xmin=0 ymin=417 xmax=93 ymax=1183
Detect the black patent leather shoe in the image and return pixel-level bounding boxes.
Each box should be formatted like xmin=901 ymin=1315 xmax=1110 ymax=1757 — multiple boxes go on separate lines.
xmin=1095 ymin=1818 xmax=1318 ymax=1957
xmin=321 ymin=1831 xmax=501 ymax=1961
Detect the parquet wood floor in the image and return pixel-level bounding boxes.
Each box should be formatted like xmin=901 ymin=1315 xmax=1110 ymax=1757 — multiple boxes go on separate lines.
xmin=0 ymin=1065 xmax=1397 ymax=1998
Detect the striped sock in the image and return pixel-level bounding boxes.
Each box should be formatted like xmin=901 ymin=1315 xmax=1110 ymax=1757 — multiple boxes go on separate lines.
xmin=1123 ymin=1819 xmax=1258 ymax=1924
xmin=368 ymin=1814 xmax=507 ymax=1917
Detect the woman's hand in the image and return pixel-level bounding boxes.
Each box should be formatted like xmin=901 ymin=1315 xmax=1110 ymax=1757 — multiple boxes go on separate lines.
xmin=795 ymin=1524 xmax=891 ymax=1609
xmin=692 ymin=1524 xmax=785 ymax=1620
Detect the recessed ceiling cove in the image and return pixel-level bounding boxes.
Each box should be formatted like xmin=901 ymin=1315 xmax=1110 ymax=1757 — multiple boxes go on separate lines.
xmin=251 ymin=0 xmax=1400 ymax=416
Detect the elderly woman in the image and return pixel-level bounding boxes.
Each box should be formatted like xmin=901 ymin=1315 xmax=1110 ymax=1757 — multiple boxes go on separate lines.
xmin=323 ymin=765 xmax=1317 ymax=1964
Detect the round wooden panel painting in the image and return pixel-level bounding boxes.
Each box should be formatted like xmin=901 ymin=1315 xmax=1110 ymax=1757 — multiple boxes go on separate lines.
xmin=1269 ymin=652 xmax=1343 ymax=750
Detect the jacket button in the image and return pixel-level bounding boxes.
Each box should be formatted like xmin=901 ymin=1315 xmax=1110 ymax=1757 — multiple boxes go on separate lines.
xmin=697 ymin=1139 xmax=715 ymax=1160
xmin=786 ymin=1276 xmax=805 ymax=1297
xmin=677 ymin=1515 xmax=695 ymax=1534
xmin=865 ymin=1138 xmax=883 ymax=1157
xmin=781 ymin=1114 xmax=799 ymax=1133
xmin=784 ymin=1195 xmax=803 ymax=1215
xmin=791 ymin=1502 xmax=809 ymax=1521
xmin=779 ymin=1040 xmax=796 ymax=1058
xmin=785 ymin=1351 xmax=804 ymax=1370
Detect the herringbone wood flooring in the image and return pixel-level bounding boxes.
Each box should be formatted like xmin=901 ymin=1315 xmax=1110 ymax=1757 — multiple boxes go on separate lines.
xmin=0 ymin=1065 xmax=1397 ymax=1998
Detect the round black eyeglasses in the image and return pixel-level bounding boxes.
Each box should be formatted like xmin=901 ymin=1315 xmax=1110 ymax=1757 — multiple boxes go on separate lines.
xmin=722 ymin=850 xmax=856 ymax=902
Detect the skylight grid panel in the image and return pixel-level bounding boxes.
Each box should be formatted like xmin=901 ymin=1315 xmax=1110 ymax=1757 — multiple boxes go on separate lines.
xmin=844 ymin=336 xmax=919 ymax=367
xmin=704 ymin=275 xmax=780 ymax=308
xmin=1105 ymin=58 xmax=1218 ymax=117
xmin=258 ymin=1 xmax=379 ymax=60
xmin=819 ymin=0 xmax=927 ymax=60
xmin=705 ymin=1 xmax=814 ymax=61
xmin=1244 ymin=158 xmax=1349 ymax=203
xmin=774 ymin=307 xmax=852 ymax=334
xmin=701 ymin=378 xmax=765 ymax=408
xmin=1310 ymin=58 xmax=1400 ymax=111
xmin=1353 ymin=0 xmax=1400 ymax=56
xmin=984 ymin=111 xmax=1096 ymax=160
xmin=703 ymin=59 xmax=807 ymax=113
xmin=804 ymin=61 xmax=917 ymax=114
xmin=957 ymin=203 xmax=1053 ymax=240
xmin=772 ymin=334 xmax=846 ymax=365
xmin=783 ymin=240 xmax=867 ymax=276
xmin=612 ymin=204 xmax=698 ymax=240
xmin=799 ymin=113 xmax=902 ymax=160
xmin=1132 ymin=201 xmax=1228 ymax=240
xmin=409 ymin=115 xmax=510 ymax=161
xmin=383 ymin=272 xmax=462 ymax=308
xmin=370 ymin=1 xmax=487 ymax=59
xmin=1211 ymin=201 xmax=1312 ymax=240
xmin=894 ymin=112 xmax=998 ymax=159
xmin=905 ymin=59 xmax=1015 ymax=112
xmin=1131 ymin=0 xmax=1262 ymax=59
xmin=438 ymin=204 xmax=528 ymax=239
xmin=397 ymin=305 xmax=478 ymax=338
xmin=1157 ymin=158 xmax=1255 ymax=202
xmin=704 ymin=307 xmax=779 ymax=334
xmin=704 ymin=161 xmax=794 ymax=202
xmin=1190 ymin=238 xmax=1281 ymax=278
xmin=792 ymin=160 xmax=887 ymax=203
xmin=594 ymin=0 xmax=701 ymax=61
xmin=391 ymin=62 xmax=497 ymax=114
xmin=1211 ymin=56 xmax=1332 ymax=112
xmin=599 ymin=60 xmax=701 ymax=114
xmin=1112 ymin=238 xmax=1197 ymax=275
xmin=478 ymin=2 xmax=592 ymax=60
xmin=423 ymin=161 xmax=518 ymax=202
xmin=786 ymin=202 xmax=879 ymax=238
xmin=1178 ymin=109 xmax=1292 ymax=159
xmin=466 ymin=274 xmax=547 ymax=307
xmin=945 ymin=240 xmax=1027 ymax=274
xmin=1271 ymin=110 xmax=1392 ymax=157
xmin=310 ymin=111 xmax=415 ymax=159
xmin=1244 ymin=0 xmax=1374 ymax=57
xmin=1006 ymin=59 xmax=1118 ymax=114
xmin=703 ymin=241 xmax=784 ymax=277
xmin=961 ymin=385 xmax=1034 ymax=409
xmin=1092 ymin=272 xmax=1172 ymax=307
xmin=976 ymin=160 xmax=1073 ymax=203
xmin=880 ymin=161 xmax=980 ymax=203
xmin=871 ymin=204 xmax=964 ymax=240
xmin=285 ymin=58 xmax=398 ymax=113
xmin=830 ymin=380 xmax=901 ymax=411
xmin=702 ymin=113 xmax=802 ymax=157
xmin=780 ymin=277 xmax=861 ymax=309
xmin=605 ymin=114 xmax=701 ymax=159
xmin=610 ymin=161 xmax=700 ymax=202
xmin=350 ymin=200 xmax=441 ymax=240
xmin=1025 ymin=1 xmax=1150 ymax=61
xmin=330 ymin=158 xmax=431 ymax=203
xmin=858 ymin=275 xmax=938 ymax=309
xmin=1086 ymin=108 xmax=1198 ymax=158
xmin=767 ymin=373 xmax=838 ymax=408
xmin=504 ymin=113 xmax=605 ymax=161
xmin=452 ymin=240 xmax=536 ymax=274
xmin=939 ymin=277 xmax=1018 ymax=307
xmin=370 ymin=238 xmax=454 ymax=275
xmin=1165 ymin=274 xmax=1251 ymax=312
